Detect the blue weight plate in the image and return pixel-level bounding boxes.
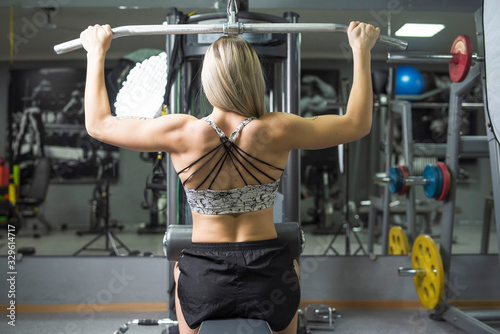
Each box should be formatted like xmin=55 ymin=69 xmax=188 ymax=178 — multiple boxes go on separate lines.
xmin=389 ymin=166 xmax=403 ymax=194
xmin=423 ymin=165 xmax=438 ymax=199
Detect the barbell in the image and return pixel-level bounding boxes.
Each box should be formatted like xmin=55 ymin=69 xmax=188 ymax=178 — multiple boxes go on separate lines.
xmin=53 ymin=23 xmax=408 ymax=55
xmin=398 ymin=234 xmax=445 ymax=310
xmin=373 ymin=162 xmax=451 ymax=201
xmin=388 ymin=34 xmax=481 ymax=82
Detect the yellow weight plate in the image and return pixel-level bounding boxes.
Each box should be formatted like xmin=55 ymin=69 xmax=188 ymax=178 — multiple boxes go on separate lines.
xmin=411 ymin=235 xmax=445 ymax=310
xmin=389 ymin=226 xmax=410 ymax=255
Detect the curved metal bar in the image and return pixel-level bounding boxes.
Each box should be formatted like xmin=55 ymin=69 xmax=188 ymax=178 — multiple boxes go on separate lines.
xmin=54 ymin=23 xmax=408 ymax=55
xmin=54 ymin=24 xmax=223 ymax=54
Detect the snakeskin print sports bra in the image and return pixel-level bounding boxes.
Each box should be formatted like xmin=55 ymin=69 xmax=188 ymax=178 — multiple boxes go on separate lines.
xmin=178 ymin=116 xmax=284 ymax=215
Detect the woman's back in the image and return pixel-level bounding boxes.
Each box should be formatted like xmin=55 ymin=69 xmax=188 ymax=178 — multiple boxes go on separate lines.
xmin=174 ymin=113 xmax=288 ymax=191
xmin=170 ymin=111 xmax=290 ymax=242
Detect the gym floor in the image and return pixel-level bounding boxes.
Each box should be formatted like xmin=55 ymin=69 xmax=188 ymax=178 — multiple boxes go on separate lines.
xmin=4 ymin=309 xmax=500 ymax=333
xmin=2 ymin=221 xmax=497 ymax=334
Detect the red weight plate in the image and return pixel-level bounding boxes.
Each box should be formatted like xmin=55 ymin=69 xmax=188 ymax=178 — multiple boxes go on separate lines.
xmin=398 ymin=165 xmax=409 ymax=196
xmin=449 ymin=35 xmax=473 ymax=83
xmin=436 ymin=162 xmax=450 ymax=201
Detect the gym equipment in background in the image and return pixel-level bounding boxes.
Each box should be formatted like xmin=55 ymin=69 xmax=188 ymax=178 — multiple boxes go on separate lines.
xmin=382 ymin=6 xmax=500 ymax=333
xmin=73 ymin=159 xmax=132 ymax=256
xmin=395 ymin=65 xmax=425 ymax=96
xmin=388 ymin=34 xmax=480 ymax=83
xmin=137 ymin=152 xmax=167 ymax=235
xmin=388 ymin=226 xmax=410 ymax=255
xmin=16 ymin=157 xmax=53 ymax=237
xmin=374 ymin=162 xmax=451 ymax=201
xmin=398 ymin=234 xmax=445 ymax=310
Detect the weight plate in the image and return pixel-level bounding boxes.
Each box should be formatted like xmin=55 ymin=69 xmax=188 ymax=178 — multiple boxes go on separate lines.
xmin=411 ymin=235 xmax=445 ymax=310
xmin=449 ymin=35 xmax=473 ymax=83
xmin=398 ymin=165 xmax=409 ymax=196
xmin=389 ymin=166 xmax=403 ymax=194
xmin=432 ymin=165 xmax=443 ymax=199
xmin=389 ymin=226 xmax=410 ymax=255
xmin=422 ymin=165 xmax=438 ymax=199
xmin=436 ymin=162 xmax=451 ymax=201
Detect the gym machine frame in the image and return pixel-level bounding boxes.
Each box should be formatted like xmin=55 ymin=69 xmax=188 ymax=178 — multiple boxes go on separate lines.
xmin=395 ymin=65 xmax=500 ymax=334
xmin=369 ymin=98 xmax=419 ymax=254
xmin=437 ymin=8 xmax=500 ymax=332
xmin=368 ymin=95 xmax=487 ymax=254
xmin=54 ymin=0 xmax=408 ymax=332
xmin=162 ymin=4 xmax=306 ymax=328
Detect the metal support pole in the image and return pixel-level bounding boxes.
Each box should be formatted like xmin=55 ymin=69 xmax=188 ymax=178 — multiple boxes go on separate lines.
xmin=439 ymin=65 xmax=481 ymax=299
xmin=488 ymin=134 xmax=500 ymax=263
xmin=166 ymin=10 xmax=181 ymax=229
xmin=282 ymin=11 xmax=301 ymax=224
xmin=480 ymin=196 xmax=494 ymax=254
xmin=397 ymin=100 xmax=417 ymax=243
xmin=442 ymin=306 xmax=500 ymax=334
xmin=483 ymin=85 xmax=500 ymax=264
xmin=165 ymin=9 xmax=181 ymax=321
xmin=465 ymin=310 xmax=500 ymax=322
xmin=380 ymin=68 xmax=396 ymax=254
xmin=367 ymin=196 xmax=376 ymax=253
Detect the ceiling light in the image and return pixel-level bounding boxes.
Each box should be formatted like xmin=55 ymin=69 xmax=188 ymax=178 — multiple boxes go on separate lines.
xmin=395 ymin=23 xmax=445 ymax=37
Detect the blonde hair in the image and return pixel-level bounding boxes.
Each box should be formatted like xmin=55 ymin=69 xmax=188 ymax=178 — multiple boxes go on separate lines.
xmin=201 ymin=36 xmax=267 ymax=118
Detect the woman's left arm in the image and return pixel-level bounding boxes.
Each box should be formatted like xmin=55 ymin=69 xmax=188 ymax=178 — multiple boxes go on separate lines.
xmin=81 ymin=24 xmax=193 ymax=153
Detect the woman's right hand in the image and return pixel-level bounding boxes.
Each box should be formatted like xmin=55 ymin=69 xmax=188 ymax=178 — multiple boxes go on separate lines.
xmin=347 ymin=21 xmax=380 ymax=53
xmin=80 ymin=24 xmax=113 ymax=57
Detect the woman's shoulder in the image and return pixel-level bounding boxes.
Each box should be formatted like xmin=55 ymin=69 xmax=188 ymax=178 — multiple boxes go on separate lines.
xmin=257 ymin=112 xmax=303 ymax=133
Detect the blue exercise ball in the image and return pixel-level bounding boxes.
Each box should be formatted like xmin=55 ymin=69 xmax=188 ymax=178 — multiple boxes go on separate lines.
xmin=395 ymin=65 xmax=425 ymax=95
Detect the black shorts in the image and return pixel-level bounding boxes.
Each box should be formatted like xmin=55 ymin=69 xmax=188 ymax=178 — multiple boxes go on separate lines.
xmin=177 ymin=238 xmax=301 ymax=332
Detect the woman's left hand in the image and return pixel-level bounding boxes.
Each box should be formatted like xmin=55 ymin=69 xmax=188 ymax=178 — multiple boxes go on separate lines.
xmin=80 ymin=24 xmax=113 ymax=56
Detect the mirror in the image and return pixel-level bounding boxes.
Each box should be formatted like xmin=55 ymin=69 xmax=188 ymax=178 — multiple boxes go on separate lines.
xmin=1 ymin=4 xmax=495 ymax=257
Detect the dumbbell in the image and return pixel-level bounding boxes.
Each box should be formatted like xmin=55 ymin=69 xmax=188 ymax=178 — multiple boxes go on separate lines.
xmin=388 ymin=34 xmax=482 ymax=83
xmin=374 ymin=162 xmax=451 ymax=201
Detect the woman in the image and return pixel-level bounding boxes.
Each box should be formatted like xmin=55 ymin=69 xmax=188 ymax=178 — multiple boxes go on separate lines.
xmin=80 ymin=21 xmax=380 ymax=334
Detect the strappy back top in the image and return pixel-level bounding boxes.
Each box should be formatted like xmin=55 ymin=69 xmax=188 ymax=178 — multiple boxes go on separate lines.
xmin=178 ymin=117 xmax=284 ymax=215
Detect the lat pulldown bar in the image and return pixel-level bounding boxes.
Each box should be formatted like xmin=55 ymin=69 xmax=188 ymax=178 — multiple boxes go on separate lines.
xmin=53 ymin=23 xmax=408 ymax=55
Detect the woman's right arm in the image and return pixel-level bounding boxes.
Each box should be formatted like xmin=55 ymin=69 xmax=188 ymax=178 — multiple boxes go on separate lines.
xmin=267 ymin=21 xmax=380 ymax=150
xmin=81 ymin=24 xmax=195 ymax=153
